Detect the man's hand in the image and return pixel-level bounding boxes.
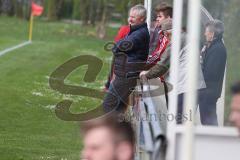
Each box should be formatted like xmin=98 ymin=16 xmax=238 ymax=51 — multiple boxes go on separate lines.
xmin=139 ymin=71 xmax=149 ymax=82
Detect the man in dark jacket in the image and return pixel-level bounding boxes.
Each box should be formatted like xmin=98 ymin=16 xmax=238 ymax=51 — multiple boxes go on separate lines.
xmin=198 ymin=20 xmax=227 ymax=125
xmin=103 ymin=4 xmax=150 ymax=113
xmin=104 ymin=25 xmax=130 ymax=91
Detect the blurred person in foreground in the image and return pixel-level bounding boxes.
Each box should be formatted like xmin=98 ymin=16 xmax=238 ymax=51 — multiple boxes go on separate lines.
xmin=229 ymin=81 xmax=240 ymax=133
xmin=80 ymin=114 xmax=135 ymax=160
xmin=198 ymin=20 xmax=227 ymax=125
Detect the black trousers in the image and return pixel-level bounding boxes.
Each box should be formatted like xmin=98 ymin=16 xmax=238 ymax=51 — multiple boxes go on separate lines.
xmin=198 ymin=90 xmax=218 ymax=126
xmin=177 ymin=93 xmax=184 ymax=124
xmin=103 ymin=76 xmax=137 ymax=113
xmin=177 ymin=91 xmax=218 ymax=125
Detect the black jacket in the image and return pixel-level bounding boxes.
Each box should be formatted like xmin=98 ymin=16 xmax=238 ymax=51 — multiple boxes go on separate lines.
xmin=201 ymin=37 xmax=227 ymax=98
xmin=112 ymin=23 xmax=150 ymax=78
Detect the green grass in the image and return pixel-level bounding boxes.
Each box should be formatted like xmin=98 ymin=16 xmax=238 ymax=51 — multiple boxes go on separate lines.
xmin=0 ymin=15 xmax=240 ymax=160
xmin=0 ymin=16 xmax=117 ymax=160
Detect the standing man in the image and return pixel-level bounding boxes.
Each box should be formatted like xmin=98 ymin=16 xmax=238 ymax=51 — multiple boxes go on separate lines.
xmin=148 ymin=4 xmax=172 ymax=63
xmin=139 ymin=19 xmax=172 ymax=81
xmin=103 ymin=4 xmax=150 ymax=113
xmin=199 ymin=20 xmax=227 ymax=125
xmin=140 ymin=5 xmax=173 ymax=107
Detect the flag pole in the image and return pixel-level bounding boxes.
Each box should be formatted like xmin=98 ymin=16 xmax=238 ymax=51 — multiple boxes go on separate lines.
xmin=29 ymin=13 xmax=34 ymax=42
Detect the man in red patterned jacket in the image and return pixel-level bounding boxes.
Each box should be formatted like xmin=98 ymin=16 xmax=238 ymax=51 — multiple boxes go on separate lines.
xmin=147 ymin=4 xmax=172 ymax=64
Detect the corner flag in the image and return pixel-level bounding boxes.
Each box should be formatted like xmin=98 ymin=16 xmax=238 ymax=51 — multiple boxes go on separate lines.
xmin=31 ymin=2 xmax=44 ymax=16
xmin=29 ymin=2 xmax=44 ymax=41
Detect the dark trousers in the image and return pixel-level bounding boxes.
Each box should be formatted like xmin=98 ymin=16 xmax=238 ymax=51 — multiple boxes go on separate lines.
xmin=103 ymin=76 xmax=137 ymax=113
xmin=177 ymin=93 xmax=184 ymax=124
xmin=198 ymin=90 xmax=218 ymax=126
xmin=104 ymin=58 xmax=115 ymax=89
xmin=177 ymin=91 xmax=218 ymax=125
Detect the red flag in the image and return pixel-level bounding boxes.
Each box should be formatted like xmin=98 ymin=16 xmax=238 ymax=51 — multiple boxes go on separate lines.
xmin=31 ymin=2 xmax=43 ymax=16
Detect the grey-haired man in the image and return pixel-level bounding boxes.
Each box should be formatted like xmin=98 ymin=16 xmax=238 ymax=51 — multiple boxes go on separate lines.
xmin=198 ymin=20 xmax=227 ymax=125
xmin=103 ymin=4 xmax=150 ymax=113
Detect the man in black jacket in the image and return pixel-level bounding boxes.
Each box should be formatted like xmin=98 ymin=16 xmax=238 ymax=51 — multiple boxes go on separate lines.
xmin=103 ymin=4 xmax=150 ymax=113
xmin=199 ymin=20 xmax=227 ymax=125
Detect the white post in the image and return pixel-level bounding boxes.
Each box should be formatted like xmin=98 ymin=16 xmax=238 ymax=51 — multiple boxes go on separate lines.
xmin=166 ymin=0 xmax=184 ymax=159
xmin=144 ymin=0 xmax=152 ymax=30
xmin=144 ymin=0 xmax=148 ymax=10
xmin=181 ymin=0 xmax=201 ymax=160
xmin=217 ymin=68 xmax=227 ymax=126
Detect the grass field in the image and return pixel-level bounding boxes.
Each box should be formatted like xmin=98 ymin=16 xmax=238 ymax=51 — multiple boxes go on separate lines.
xmin=0 ymin=16 xmax=117 ymax=160
xmin=0 ymin=15 xmax=240 ymax=160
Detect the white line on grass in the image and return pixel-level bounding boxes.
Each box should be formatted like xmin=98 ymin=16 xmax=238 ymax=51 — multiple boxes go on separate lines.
xmin=0 ymin=41 xmax=32 ymax=57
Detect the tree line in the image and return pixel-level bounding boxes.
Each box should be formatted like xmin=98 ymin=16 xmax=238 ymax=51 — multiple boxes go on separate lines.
xmin=0 ymin=0 xmax=239 ymax=44
xmin=0 ymin=0 xmax=145 ymax=24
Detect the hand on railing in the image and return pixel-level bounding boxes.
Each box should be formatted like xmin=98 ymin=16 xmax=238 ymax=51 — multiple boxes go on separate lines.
xmin=139 ymin=70 xmax=149 ymax=83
